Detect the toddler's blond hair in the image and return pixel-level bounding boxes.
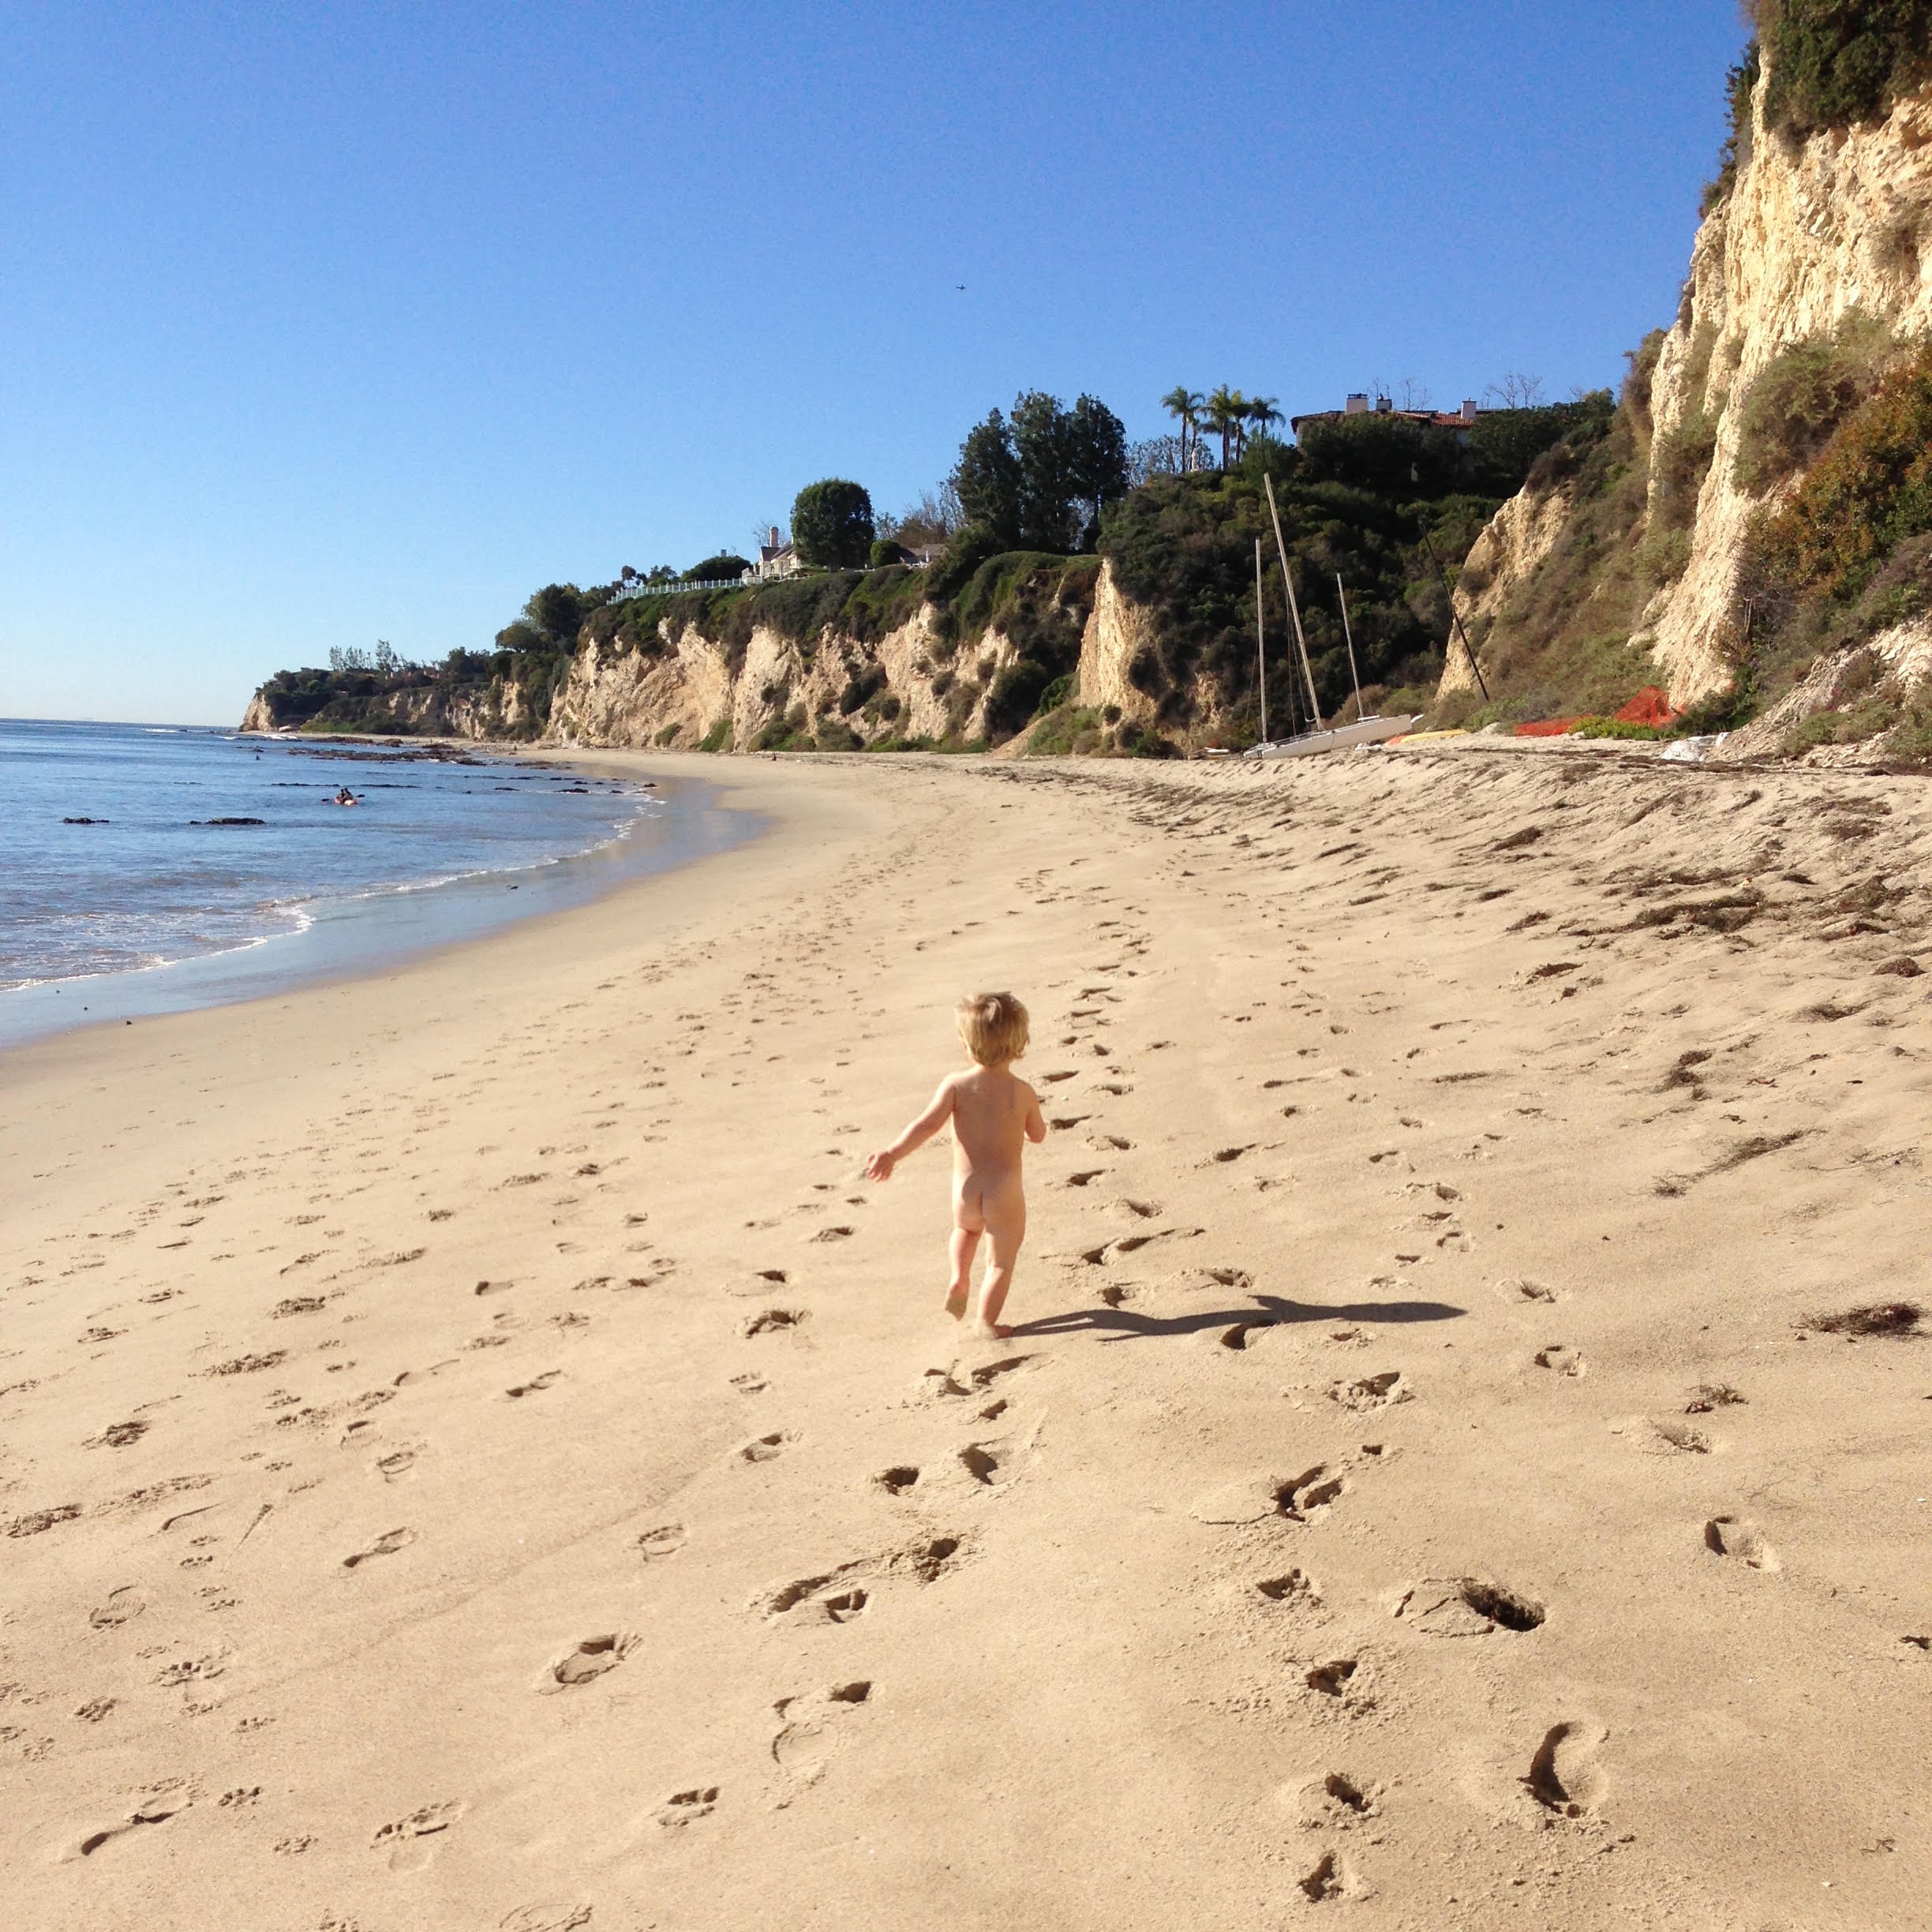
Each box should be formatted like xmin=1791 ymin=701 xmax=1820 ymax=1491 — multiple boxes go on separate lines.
xmin=957 ymin=991 xmax=1029 ymax=1066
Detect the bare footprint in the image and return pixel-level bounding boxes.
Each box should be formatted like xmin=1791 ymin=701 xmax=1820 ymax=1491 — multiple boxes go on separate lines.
xmin=772 ymin=1680 xmax=872 ymax=1783
xmin=653 ymin=1787 xmax=718 ymax=1829
xmin=1523 ymin=1721 xmax=1605 ymax=1818
xmin=76 ymin=1804 xmax=180 ymax=1858
xmin=1704 ymin=1516 xmax=1778 ymax=1571
xmin=505 ymin=1371 xmax=561 ymax=1399
xmin=745 ymin=1309 xmax=807 ymax=1337
xmin=1329 ymin=1370 xmax=1410 ymax=1410
xmin=372 ymin=1799 xmax=463 ymax=1870
xmin=545 ymin=1633 xmax=635 ymax=1690
xmin=1533 ymin=1345 xmax=1585 ymax=1378
xmin=343 ymin=1527 xmax=417 ymax=1570
xmin=637 ymin=1523 xmax=687 ymax=1561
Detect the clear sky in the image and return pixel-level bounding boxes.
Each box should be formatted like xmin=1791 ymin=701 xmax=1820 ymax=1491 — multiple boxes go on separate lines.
xmin=2 ymin=2 xmax=1749 ymax=725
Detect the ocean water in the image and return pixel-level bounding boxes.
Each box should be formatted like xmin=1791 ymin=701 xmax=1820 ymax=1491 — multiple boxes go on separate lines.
xmin=1 ymin=719 xmax=743 ymax=1045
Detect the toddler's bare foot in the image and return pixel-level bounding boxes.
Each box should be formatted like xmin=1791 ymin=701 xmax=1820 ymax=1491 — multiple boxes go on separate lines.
xmin=945 ymin=1284 xmax=968 ymax=1320
xmin=969 ymin=1320 xmax=1014 ymax=1341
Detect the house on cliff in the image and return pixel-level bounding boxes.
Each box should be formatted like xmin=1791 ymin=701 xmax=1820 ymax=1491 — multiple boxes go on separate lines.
xmin=1290 ymin=393 xmax=1485 ymax=439
xmin=743 ymin=527 xmax=801 ymax=584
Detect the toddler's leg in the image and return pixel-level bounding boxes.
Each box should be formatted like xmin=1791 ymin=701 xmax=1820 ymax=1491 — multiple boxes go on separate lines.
xmin=946 ymin=1225 xmax=978 ymax=1321
xmin=975 ymin=1193 xmax=1028 ymax=1339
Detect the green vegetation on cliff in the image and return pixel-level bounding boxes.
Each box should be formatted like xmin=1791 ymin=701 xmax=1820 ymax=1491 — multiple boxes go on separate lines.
xmin=1432 ymin=348 xmax=1668 ymax=728
xmin=1096 ymin=402 xmax=1601 ymax=743
xmin=1760 ymin=1 xmax=1932 ymax=137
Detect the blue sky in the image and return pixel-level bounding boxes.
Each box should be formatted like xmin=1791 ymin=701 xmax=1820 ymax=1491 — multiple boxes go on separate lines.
xmin=2 ymin=2 xmax=1748 ymax=724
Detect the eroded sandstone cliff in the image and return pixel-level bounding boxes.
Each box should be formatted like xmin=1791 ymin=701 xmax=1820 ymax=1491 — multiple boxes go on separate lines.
xmin=1444 ymin=51 xmax=1932 ymax=756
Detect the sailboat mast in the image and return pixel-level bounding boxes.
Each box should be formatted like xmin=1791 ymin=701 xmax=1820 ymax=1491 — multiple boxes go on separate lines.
xmin=1255 ymin=537 xmax=1268 ymax=747
xmin=1335 ymin=572 xmax=1365 ymax=721
xmin=1264 ymin=474 xmax=1324 ymax=732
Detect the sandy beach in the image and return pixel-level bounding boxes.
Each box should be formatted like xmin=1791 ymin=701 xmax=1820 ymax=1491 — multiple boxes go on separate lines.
xmin=6 ymin=745 xmax=1930 ymax=1932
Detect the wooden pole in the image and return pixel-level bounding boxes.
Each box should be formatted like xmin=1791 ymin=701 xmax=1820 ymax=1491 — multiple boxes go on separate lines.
xmin=1264 ymin=474 xmax=1324 ymax=732
xmin=1335 ymin=572 xmax=1365 ymax=721
xmin=1420 ymin=526 xmax=1489 ymax=702
xmin=1256 ymin=537 xmax=1268 ymax=747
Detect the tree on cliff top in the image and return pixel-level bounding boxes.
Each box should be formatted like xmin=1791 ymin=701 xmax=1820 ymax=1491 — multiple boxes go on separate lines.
xmin=1758 ymin=0 xmax=1932 ymax=137
xmin=791 ymin=480 xmax=875 ymax=569
xmin=952 ymin=391 xmax=1129 ymax=552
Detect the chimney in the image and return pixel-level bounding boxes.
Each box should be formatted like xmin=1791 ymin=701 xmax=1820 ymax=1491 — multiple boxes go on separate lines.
xmin=769 ymin=526 xmax=781 ymax=549
xmin=1344 ymin=392 xmax=1368 ymax=415
xmin=1460 ymin=399 xmax=1478 ymax=424
xmin=1375 ymin=395 xmax=1392 ymax=414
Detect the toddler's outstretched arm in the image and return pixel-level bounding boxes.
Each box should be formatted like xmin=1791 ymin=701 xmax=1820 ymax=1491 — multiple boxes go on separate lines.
xmin=1024 ymin=1084 xmax=1046 ymax=1145
xmin=866 ymin=1077 xmax=956 ymax=1181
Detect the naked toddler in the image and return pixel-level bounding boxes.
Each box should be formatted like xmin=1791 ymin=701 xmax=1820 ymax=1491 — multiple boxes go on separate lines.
xmin=866 ymin=992 xmax=1047 ymax=1339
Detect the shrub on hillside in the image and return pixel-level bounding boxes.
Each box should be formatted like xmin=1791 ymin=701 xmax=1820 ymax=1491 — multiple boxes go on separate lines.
xmin=1760 ymin=1 xmax=1932 ymax=137
xmin=1757 ymin=341 xmax=1932 ymax=600
xmin=1732 ymin=314 xmax=1896 ymax=492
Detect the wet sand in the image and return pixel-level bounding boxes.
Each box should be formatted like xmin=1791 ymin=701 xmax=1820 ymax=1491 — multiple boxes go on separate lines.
xmin=5 ymin=746 xmax=1930 ymax=1930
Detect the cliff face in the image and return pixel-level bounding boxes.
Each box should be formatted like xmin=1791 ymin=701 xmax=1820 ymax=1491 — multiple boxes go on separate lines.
xmin=1646 ymin=87 xmax=1932 ymax=702
xmin=240 ymin=670 xmax=541 ymax=739
xmin=1445 ymin=65 xmax=1932 ymax=738
xmin=541 ymin=569 xmax=1194 ymax=754
xmin=545 ymin=608 xmax=1023 ymax=751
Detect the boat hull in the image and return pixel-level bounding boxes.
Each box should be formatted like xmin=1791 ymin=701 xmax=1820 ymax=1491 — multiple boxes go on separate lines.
xmin=1242 ymin=715 xmax=1423 ymax=759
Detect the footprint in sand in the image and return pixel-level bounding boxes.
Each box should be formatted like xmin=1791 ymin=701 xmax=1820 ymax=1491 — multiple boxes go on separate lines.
xmin=544 ymin=1633 xmax=635 ymax=1690
xmin=1304 ymin=1770 xmax=1378 ymax=1825
xmin=1297 ymin=1848 xmax=1365 ymax=1902
xmin=1220 ymin=1320 xmax=1275 ymax=1352
xmin=1275 ymin=1467 xmax=1346 ymax=1521
xmin=1522 ymin=1721 xmax=1606 ymax=1818
xmin=342 ymin=1527 xmax=416 ymax=1569
xmin=1304 ymin=1657 xmax=1361 ymax=1699
xmin=500 ymin=1906 xmax=593 ymax=1931
xmin=75 ymin=1803 xmax=182 ymax=1859
xmin=1256 ymin=1568 xmax=1320 ymax=1605
xmin=652 ymin=1788 xmax=718 ymax=1829
xmin=1496 ymin=1276 xmax=1557 ymax=1305
xmin=1686 ymin=1383 xmax=1746 ymax=1413
xmin=86 ymin=1420 xmax=149 ymax=1449
xmin=1329 ymin=1371 xmax=1410 ymax=1411
xmin=505 ymin=1371 xmax=561 ymax=1399
xmin=88 ymin=1586 xmax=145 ymax=1630
xmin=875 ymin=1466 xmax=920 ymax=1495
xmin=1399 ymin=1577 xmax=1545 ymax=1635
xmin=1704 ymin=1516 xmax=1779 ymax=1570
xmin=745 ymin=1309 xmax=807 ymax=1337
xmin=740 ymin=1431 xmax=791 ymax=1462
xmin=372 ymin=1799 xmax=464 ymax=1870
xmin=1642 ymin=1419 xmax=1711 ymax=1455
xmin=637 ymin=1523 xmax=687 ymax=1561
xmin=772 ymin=1680 xmax=872 ymax=1784
xmin=1533 ymin=1345 xmax=1586 ymax=1378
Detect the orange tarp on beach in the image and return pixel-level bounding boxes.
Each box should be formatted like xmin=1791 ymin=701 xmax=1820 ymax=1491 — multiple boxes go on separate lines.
xmin=1513 ymin=686 xmax=1680 ymax=737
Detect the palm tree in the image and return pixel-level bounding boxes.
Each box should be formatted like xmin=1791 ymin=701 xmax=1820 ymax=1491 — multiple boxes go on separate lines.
xmin=1245 ymin=396 xmax=1284 ymax=450
xmin=1160 ymin=387 xmax=1204 ymax=473
xmin=1206 ymin=385 xmax=1241 ymax=468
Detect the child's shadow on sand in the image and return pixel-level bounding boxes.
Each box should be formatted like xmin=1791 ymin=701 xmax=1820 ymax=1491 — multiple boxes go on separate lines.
xmin=1008 ymin=1292 xmax=1464 ymax=1342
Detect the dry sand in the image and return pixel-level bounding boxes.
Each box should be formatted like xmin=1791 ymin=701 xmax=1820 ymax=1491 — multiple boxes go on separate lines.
xmin=5 ymin=745 xmax=1930 ymax=1932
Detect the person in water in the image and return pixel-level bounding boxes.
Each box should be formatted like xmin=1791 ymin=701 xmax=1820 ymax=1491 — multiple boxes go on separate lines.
xmin=866 ymin=992 xmax=1046 ymax=1339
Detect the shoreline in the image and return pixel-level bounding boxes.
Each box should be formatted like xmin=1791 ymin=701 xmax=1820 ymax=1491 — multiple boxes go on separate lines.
xmin=2 ymin=747 xmax=755 ymax=1051
xmin=6 ymin=751 xmax=1930 ymax=1928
